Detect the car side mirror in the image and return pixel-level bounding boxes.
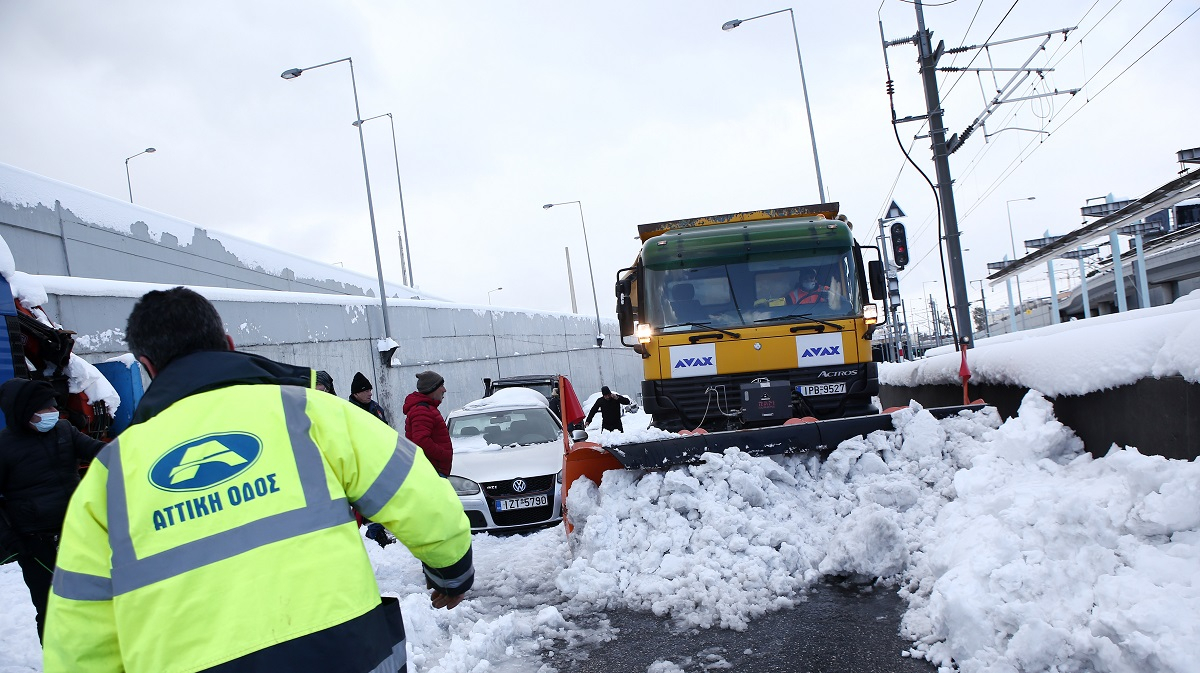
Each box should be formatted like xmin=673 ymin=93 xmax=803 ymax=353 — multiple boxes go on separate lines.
xmin=571 ymin=429 xmax=589 ymax=442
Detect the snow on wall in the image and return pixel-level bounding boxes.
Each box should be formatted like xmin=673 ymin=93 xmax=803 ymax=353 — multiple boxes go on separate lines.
xmin=881 ymin=290 xmax=1200 ymax=397
xmin=0 ymin=160 xmax=434 ymax=300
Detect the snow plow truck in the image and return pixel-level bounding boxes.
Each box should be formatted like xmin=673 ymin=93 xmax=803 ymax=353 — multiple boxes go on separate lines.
xmin=559 ymin=203 xmax=982 ymax=527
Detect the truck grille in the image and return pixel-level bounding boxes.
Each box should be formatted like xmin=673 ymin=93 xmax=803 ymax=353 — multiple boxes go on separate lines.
xmin=644 ymin=364 xmax=877 ymax=424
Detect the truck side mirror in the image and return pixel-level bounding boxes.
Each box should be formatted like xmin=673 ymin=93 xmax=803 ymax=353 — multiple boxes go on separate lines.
xmin=615 ymin=272 xmax=636 ymax=337
xmin=868 ymin=260 xmax=886 ymax=300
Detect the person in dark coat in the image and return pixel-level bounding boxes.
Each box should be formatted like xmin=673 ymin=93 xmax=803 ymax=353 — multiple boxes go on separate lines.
xmin=586 ymin=386 xmax=632 ymax=433
xmin=0 ymin=378 xmax=105 ymax=642
xmin=403 ymin=371 xmax=452 ymax=477
xmin=349 ymin=372 xmax=389 ymax=425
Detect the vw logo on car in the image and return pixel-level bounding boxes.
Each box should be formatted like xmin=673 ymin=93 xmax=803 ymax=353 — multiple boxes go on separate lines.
xmin=512 ymin=479 xmax=527 ymax=493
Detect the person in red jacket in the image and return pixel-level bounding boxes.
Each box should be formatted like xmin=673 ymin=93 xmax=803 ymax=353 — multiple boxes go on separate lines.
xmin=403 ymin=370 xmax=452 ymax=477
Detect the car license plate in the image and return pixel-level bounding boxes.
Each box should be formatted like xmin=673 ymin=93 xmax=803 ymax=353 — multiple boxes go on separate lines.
xmin=800 ymin=382 xmax=846 ymax=396
xmin=495 ymin=494 xmax=548 ymax=512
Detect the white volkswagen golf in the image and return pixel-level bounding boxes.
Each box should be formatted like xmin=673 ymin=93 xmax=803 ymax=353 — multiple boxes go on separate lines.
xmin=445 ymin=387 xmax=565 ymax=533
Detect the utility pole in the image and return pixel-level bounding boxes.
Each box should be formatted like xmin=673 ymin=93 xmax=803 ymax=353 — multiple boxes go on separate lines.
xmin=882 ymin=4 xmax=1077 ymax=351
xmin=912 ymin=1 xmax=971 ymax=350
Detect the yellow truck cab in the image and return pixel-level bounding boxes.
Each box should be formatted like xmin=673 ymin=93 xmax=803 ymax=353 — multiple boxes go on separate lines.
xmin=615 ymin=203 xmax=889 ymax=432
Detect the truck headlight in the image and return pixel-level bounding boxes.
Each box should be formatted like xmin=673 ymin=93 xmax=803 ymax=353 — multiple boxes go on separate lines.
xmin=635 ymin=322 xmax=652 ymax=344
xmin=448 ymin=475 xmax=480 ymax=496
xmin=864 ymin=304 xmax=879 ymax=325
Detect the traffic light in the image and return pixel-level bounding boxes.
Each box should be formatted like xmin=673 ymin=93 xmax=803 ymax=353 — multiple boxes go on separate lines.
xmin=890 ymin=222 xmax=909 ymax=269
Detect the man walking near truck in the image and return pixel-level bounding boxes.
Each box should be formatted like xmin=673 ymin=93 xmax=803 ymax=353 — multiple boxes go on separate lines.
xmin=586 ymin=386 xmax=631 ymax=433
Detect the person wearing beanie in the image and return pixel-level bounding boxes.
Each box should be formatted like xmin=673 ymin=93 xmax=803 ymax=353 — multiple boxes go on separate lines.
xmin=0 ymin=377 xmax=105 ymax=642
xmin=585 ymin=385 xmax=632 ymax=433
xmin=403 ymin=370 xmax=452 ymax=477
xmin=348 ymin=371 xmax=389 ymax=425
xmin=315 ymin=370 xmax=336 ymax=396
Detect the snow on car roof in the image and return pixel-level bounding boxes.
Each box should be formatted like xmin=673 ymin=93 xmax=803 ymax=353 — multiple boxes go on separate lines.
xmin=450 ymin=387 xmax=549 ymax=416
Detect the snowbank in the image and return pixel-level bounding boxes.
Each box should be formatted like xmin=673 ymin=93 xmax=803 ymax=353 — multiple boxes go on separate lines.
xmin=4 ymin=393 xmax=1199 ymax=672
xmin=881 ymin=290 xmax=1200 ymax=396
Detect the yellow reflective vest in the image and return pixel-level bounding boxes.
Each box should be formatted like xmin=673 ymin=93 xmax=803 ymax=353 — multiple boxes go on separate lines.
xmin=44 ymin=351 xmax=472 ymax=673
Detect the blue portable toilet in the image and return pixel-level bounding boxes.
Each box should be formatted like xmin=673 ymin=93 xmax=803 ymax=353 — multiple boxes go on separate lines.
xmin=95 ymin=358 xmax=145 ymax=436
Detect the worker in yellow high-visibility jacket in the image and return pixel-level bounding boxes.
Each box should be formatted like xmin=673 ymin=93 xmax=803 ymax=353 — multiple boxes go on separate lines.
xmin=43 ymin=287 xmax=472 ymax=673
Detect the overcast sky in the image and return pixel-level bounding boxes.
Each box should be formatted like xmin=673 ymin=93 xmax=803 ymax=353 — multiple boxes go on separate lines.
xmin=1 ymin=1 xmax=1196 ymax=324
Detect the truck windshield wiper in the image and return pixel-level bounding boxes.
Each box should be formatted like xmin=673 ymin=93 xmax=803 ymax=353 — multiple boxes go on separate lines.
xmin=659 ymin=322 xmax=742 ymax=338
xmin=752 ymin=313 xmax=844 ymax=331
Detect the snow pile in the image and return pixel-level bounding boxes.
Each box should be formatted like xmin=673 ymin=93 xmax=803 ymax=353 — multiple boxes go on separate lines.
xmin=6 ymin=393 xmax=1200 ymax=672
xmin=882 ymin=290 xmax=1200 ymax=396
xmin=903 ymin=396 xmax=1200 ymax=672
xmin=452 ymin=387 xmax=549 ymax=414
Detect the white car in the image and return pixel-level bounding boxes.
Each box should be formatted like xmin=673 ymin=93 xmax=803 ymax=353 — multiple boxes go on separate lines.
xmin=446 ymin=387 xmax=565 ymax=533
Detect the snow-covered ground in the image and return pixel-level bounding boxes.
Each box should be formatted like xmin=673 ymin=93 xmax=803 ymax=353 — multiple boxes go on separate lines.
xmin=5 ymin=393 xmax=1199 ymax=672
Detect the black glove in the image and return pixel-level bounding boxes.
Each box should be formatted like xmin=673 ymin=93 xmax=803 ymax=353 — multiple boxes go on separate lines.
xmin=365 ymin=522 xmax=394 ymax=548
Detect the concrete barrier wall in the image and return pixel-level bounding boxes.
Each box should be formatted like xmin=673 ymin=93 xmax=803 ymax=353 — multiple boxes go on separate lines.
xmin=880 ymin=377 xmax=1199 ymax=460
xmin=0 ymin=161 xmax=642 ymax=423
xmin=55 ymin=289 xmax=640 ymax=425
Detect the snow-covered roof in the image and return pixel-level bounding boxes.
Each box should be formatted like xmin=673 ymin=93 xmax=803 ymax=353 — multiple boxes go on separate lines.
xmin=449 ymin=387 xmax=550 ymax=417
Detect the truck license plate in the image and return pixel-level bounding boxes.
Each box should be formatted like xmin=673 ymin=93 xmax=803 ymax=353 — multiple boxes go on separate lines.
xmin=495 ymin=494 xmax=548 ymax=512
xmin=800 ymin=382 xmax=846 ymax=396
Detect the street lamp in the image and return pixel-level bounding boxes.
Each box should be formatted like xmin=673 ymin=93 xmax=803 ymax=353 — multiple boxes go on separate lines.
xmin=124 ymin=148 xmax=156 ymax=203
xmin=354 ymin=113 xmax=414 ymax=288
xmin=488 ymin=287 xmax=502 ymax=305
xmin=722 ymin=8 xmax=825 ymax=203
xmin=543 ymin=201 xmax=604 ymax=351
xmin=282 ymin=58 xmax=391 ymax=341
xmin=1006 ymin=196 xmax=1035 ymax=326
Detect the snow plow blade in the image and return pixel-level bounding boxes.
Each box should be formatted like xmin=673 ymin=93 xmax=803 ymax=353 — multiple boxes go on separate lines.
xmin=601 ymin=404 xmax=985 ymax=470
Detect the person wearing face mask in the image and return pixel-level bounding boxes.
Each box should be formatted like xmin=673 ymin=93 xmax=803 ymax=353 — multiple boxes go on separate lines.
xmin=0 ymin=377 xmax=105 ymax=643
xmin=788 ymin=267 xmax=830 ymax=306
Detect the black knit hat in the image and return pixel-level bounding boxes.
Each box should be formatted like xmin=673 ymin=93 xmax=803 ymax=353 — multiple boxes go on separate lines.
xmin=351 ymin=372 xmax=373 ymax=394
xmin=601 ymin=386 xmax=611 ymax=395
xmin=416 ymin=370 xmax=444 ymax=395
xmin=0 ymin=378 xmax=58 ymax=432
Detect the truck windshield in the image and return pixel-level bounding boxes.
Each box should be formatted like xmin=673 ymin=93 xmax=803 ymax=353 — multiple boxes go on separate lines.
xmin=644 ymin=248 xmax=860 ymax=333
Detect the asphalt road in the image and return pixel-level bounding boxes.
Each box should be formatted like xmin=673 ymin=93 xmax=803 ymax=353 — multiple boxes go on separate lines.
xmin=545 ymin=580 xmax=938 ymax=673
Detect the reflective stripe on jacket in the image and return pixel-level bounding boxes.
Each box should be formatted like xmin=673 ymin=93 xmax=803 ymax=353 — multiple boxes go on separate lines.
xmin=44 ymin=352 xmax=471 ymax=673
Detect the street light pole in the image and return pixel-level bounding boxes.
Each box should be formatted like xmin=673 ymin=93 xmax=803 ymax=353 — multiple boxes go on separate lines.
xmin=355 ymin=113 xmax=414 ymax=288
xmin=124 ymin=148 xmax=156 ymax=203
xmin=543 ymin=201 xmax=604 ymax=353
xmin=282 ymin=58 xmax=392 ymax=341
xmin=970 ymin=279 xmax=990 ymax=338
xmin=722 ymin=8 xmax=825 ymax=202
xmin=1006 ymin=196 xmax=1035 ymax=330
xmin=488 ymin=287 xmax=502 ymax=305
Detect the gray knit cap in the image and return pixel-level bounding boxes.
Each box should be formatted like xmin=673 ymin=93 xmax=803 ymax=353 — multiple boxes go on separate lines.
xmin=416 ymin=370 xmax=444 ymax=395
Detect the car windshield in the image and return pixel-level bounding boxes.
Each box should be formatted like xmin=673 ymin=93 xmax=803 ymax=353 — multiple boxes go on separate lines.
xmin=643 ymin=248 xmax=861 ymax=333
xmin=448 ymin=407 xmax=562 ymax=448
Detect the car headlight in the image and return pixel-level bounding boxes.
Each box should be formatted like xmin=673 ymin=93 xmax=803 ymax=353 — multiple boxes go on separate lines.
xmin=556 ymin=469 xmax=563 ymax=484
xmin=448 ymin=475 xmax=480 ymax=496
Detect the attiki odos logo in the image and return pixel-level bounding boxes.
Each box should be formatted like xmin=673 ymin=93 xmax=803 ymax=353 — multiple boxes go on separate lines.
xmin=149 ymin=432 xmax=263 ymax=492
